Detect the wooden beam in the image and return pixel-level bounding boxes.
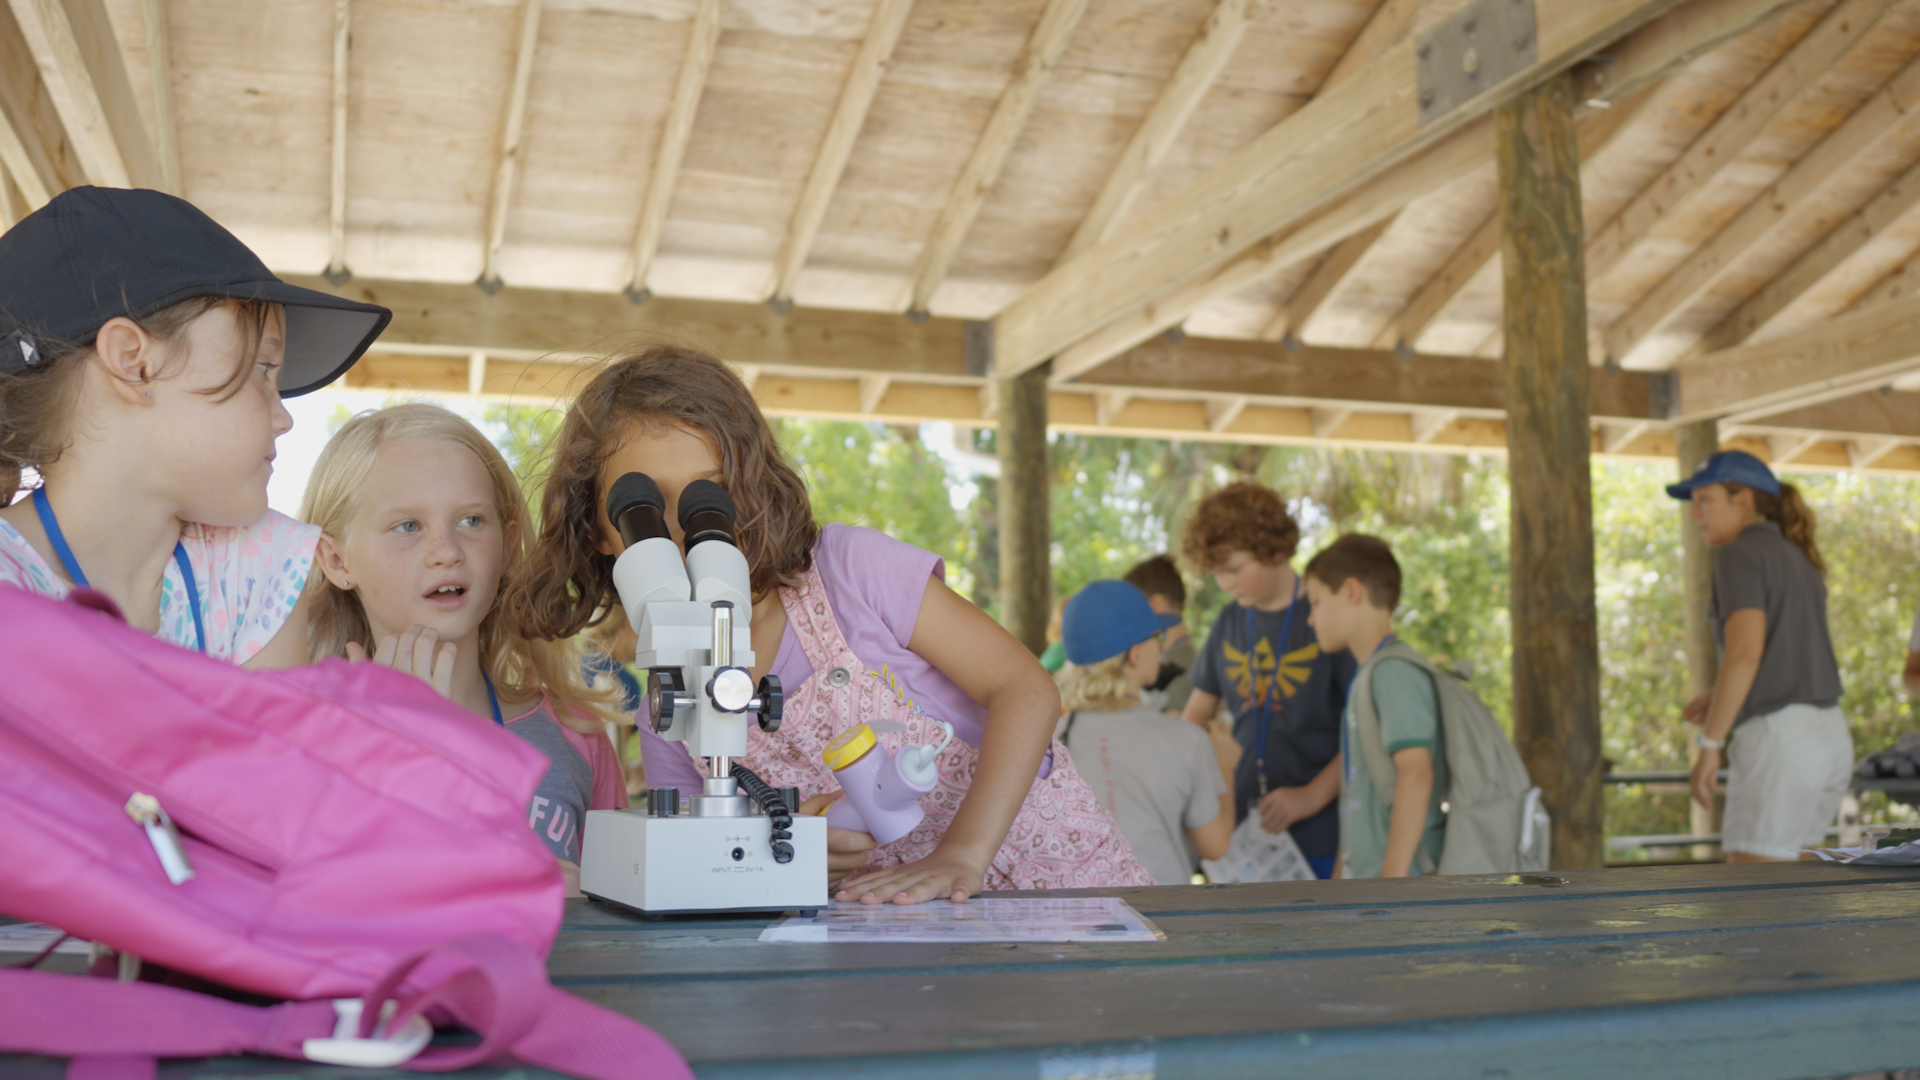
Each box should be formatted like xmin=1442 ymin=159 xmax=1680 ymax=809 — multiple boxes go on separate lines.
xmin=1058 ymin=0 xmax=1256 ymax=263
xmin=1738 ymin=387 xmax=1920 ymax=438
xmin=998 ymin=362 xmax=1051 ymax=652
xmin=1584 ymin=0 xmax=1893 ymax=296
xmin=1260 ymin=217 xmax=1392 ymax=343
xmin=1080 ymin=334 xmax=1661 ymax=419
xmin=478 ymin=0 xmax=543 ymax=291
xmin=1764 ymin=430 xmax=1821 ymax=463
xmin=627 ymin=0 xmax=722 ymax=300
xmin=1498 ymin=72 xmax=1602 ymax=870
xmin=766 ymin=0 xmax=915 ymax=306
xmin=1017 ymin=0 xmax=1800 ymax=380
xmin=325 ymin=0 xmax=350 ymax=283
xmin=0 ymin=0 xmax=82 ymax=205
xmin=1688 ymin=150 xmax=1920 ymax=356
xmin=6 ymin=0 xmax=160 ymax=189
xmin=1675 ymin=292 xmax=1920 ymax=421
xmin=902 ymin=0 xmax=1088 ymax=316
xmin=1410 ymin=409 xmax=1457 ymax=443
xmin=857 ymin=374 xmax=891 ymax=415
xmin=139 ymin=0 xmax=174 ymax=193
xmin=1847 ymin=435 xmax=1901 ymax=467
xmin=1375 ymin=78 xmax=1660 ymax=351
xmin=1608 ymin=42 xmax=1920 ymax=365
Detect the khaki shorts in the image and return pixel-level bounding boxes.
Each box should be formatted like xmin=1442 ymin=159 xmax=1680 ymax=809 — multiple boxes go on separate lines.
xmin=1722 ymin=703 xmax=1853 ymax=860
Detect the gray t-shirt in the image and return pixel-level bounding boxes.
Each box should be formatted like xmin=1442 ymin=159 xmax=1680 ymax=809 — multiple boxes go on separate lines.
xmin=1063 ymin=704 xmax=1227 ymax=886
xmin=507 ymin=714 xmax=595 ymax=862
xmin=1710 ymin=520 xmax=1842 ymax=724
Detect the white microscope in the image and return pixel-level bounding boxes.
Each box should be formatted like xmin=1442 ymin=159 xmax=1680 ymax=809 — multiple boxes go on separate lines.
xmin=579 ymin=474 xmax=828 ymax=915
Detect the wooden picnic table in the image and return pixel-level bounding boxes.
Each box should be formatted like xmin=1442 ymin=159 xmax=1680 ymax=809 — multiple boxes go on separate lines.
xmin=9 ymin=862 xmax=1920 ymax=1078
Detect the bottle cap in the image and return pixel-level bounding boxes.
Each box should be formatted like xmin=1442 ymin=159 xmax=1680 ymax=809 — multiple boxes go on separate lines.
xmin=821 ymin=724 xmax=877 ymax=771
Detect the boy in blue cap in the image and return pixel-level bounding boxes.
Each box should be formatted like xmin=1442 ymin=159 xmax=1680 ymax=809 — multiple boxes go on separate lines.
xmin=1057 ymin=580 xmax=1237 ymax=885
xmin=1667 ymin=450 xmax=1849 ymax=862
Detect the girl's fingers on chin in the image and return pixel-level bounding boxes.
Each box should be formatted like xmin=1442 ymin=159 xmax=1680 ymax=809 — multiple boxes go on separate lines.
xmin=344 ymin=642 xmax=366 ymax=662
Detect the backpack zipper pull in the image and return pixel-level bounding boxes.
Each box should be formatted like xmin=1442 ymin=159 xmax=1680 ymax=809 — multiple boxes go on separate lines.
xmin=124 ymin=793 xmax=196 ymax=885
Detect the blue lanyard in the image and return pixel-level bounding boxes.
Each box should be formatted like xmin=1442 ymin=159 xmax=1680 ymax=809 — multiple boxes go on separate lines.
xmin=33 ymin=487 xmax=206 ymax=654
xmin=483 ymin=671 xmax=504 ymax=726
xmin=1245 ymin=577 xmax=1300 ymax=798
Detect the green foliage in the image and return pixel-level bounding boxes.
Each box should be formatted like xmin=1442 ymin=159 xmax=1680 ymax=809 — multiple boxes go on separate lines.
xmin=481 ymin=403 xmax=567 ymax=517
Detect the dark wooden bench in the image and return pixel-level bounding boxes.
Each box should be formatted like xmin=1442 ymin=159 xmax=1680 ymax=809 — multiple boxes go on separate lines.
xmin=7 ymin=862 xmax=1920 ymax=1078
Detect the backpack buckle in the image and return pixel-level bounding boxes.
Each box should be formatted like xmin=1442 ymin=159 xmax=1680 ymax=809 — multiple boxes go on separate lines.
xmin=303 ymin=998 xmax=433 ymax=1068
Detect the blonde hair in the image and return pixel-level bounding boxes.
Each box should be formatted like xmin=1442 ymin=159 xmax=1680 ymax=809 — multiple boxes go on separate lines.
xmin=299 ymin=403 xmax=615 ymax=735
xmin=1057 ymin=656 xmax=1138 ymax=713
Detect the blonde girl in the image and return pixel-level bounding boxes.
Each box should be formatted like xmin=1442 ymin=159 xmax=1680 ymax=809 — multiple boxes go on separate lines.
xmin=300 ymin=404 xmax=625 ymax=884
xmin=0 ymin=188 xmax=387 ymax=665
xmin=506 ymin=346 xmax=1151 ymax=904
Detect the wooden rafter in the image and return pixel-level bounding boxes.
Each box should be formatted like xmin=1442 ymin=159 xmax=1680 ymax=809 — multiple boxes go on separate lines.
xmin=0 ymin=0 xmax=78 ymax=207
xmin=766 ymin=0 xmax=915 ymax=307
xmin=1374 ymin=78 xmax=1660 ymax=352
xmin=902 ymin=0 xmax=1088 ymax=317
xmin=1675 ymin=292 xmax=1920 ymax=421
xmin=1584 ymin=0 xmax=1893 ymax=306
xmin=1260 ymin=217 xmax=1392 ymax=343
xmin=325 ymin=0 xmax=350 ymax=283
xmin=6 ymin=0 xmax=160 ymax=189
xmin=478 ymin=0 xmax=543 ymax=291
xmin=139 ymin=0 xmax=175 ymax=193
xmin=627 ymin=0 xmax=723 ymax=301
xmin=1056 ymin=0 xmax=1258 ymax=264
xmin=1612 ymin=50 xmax=1920 ymax=364
xmin=1015 ymin=0 xmax=1803 ymax=380
xmin=0 ymin=163 xmax=22 ymax=228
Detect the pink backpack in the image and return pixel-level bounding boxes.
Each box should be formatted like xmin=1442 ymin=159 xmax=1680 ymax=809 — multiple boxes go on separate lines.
xmin=0 ymin=586 xmax=690 ymax=1079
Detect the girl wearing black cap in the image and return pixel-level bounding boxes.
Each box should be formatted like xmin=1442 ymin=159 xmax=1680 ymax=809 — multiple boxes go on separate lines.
xmin=1669 ymin=450 xmax=1850 ymax=862
xmin=0 ymin=187 xmax=389 ymax=666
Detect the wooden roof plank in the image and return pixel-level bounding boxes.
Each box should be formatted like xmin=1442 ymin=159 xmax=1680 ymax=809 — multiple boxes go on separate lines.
xmin=765 ymin=0 xmax=916 ymax=308
xmin=1584 ymin=0 xmax=1896 ymax=300
xmin=1612 ymin=50 xmax=1920 ymax=364
xmin=479 ymin=0 xmax=544 ymax=291
xmin=626 ymin=0 xmax=723 ymax=301
xmin=139 ymin=0 xmax=175 ymax=194
xmin=6 ymin=0 xmax=161 ymax=189
xmin=0 ymin=0 xmax=79 ymax=207
xmin=902 ymin=0 xmax=1090 ymax=317
xmin=1260 ymin=216 xmax=1393 ymax=342
xmin=1057 ymin=0 xmax=1258 ymax=264
xmin=1676 ymin=290 xmax=1920 ymax=419
xmin=325 ymin=0 xmax=349 ymax=281
xmin=1010 ymin=0 xmax=1803 ymax=379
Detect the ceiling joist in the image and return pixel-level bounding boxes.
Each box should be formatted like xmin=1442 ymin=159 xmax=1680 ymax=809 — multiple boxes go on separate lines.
xmin=6 ymin=0 xmax=160 ymax=189
xmin=1676 ymin=291 xmax=1920 ymax=421
xmin=139 ymin=0 xmax=175 ymax=194
xmin=902 ymin=0 xmax=1088 ymax=317
xmin=325 ymin=0 xmax=350 ymax=283
xmin=0 ymin=0 xmax=77 ymax=208
xmin=627 ymin=0 xmax=723 ymax=302
xmin=478 ymin=0 xmax=543 ymax=291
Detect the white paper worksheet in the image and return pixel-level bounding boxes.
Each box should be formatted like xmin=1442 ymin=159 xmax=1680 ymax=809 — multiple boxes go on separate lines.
xmin=758 ymin=897 xmax=1165 ymax=943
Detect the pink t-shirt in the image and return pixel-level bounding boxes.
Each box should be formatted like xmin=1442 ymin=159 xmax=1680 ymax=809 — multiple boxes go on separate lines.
xmin=641 ymin=525 xmax=992 ymax=797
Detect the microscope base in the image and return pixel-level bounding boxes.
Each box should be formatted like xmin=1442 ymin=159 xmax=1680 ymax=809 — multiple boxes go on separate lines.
xmin=580 ymin=808 xmax=828 ymax=915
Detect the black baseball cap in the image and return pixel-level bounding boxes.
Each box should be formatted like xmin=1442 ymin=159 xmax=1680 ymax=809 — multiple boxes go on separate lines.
xmin=0 ymin=187 xmax=390 ymax=396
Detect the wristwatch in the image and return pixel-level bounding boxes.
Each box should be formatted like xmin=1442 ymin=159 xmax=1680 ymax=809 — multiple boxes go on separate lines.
xmin=1694 ymin=730 xmax=1727 ymax=751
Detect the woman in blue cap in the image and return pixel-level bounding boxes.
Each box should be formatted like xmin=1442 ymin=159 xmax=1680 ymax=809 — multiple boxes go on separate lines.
xmin=1056 ymin=580 xmax=1238 ymax=885
xmin=1668 ymin=450 xmax=1850 ymax=862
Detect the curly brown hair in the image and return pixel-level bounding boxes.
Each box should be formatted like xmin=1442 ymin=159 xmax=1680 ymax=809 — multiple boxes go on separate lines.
xmin=502 ymin=345 xmax=818 ymax=640
xmin=1180 ymin=481 xmax=1300 ymax=572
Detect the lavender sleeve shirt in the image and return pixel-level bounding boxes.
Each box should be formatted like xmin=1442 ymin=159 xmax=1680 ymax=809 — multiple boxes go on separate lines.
xmin=639 ymin=525 xmax=997 ymax=798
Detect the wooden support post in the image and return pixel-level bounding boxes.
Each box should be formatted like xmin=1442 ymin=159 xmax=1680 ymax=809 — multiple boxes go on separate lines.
xmin=997 ymin=361 xmax=1051 ymax=654
xmin=1498 ymin=72 xmax=1603 ymax=871
xmin=1675 ymin=419 xmax=1721 ymax=858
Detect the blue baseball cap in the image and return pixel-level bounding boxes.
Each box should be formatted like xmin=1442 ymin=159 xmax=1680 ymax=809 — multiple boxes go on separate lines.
xmin=1061 ymin=580 xmax=1180 ymax=666
xmin=1665 ymin=450 xmax=1781 ymax=500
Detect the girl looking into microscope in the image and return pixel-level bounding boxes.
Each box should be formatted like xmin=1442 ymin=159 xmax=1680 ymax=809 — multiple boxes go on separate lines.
xmin=505 ymin=346 xmax=1151 ymax=904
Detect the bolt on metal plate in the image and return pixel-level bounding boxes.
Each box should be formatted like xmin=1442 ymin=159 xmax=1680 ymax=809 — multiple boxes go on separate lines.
xmin=1416 ymin=0 xmax=1537 ymax=128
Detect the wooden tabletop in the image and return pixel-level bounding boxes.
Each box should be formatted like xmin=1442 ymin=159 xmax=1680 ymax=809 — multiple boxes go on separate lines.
xmin=9 ymin=862 xmax=1920 ymax=1079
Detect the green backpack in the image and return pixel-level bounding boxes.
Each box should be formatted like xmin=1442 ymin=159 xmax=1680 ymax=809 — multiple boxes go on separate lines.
xmin=1349 ymin=641 xmax=1550 ymax=875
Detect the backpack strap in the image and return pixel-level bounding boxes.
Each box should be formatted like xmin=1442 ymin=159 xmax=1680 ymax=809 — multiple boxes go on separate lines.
xmin=0 ymin=936 xmax=692 ymax=1080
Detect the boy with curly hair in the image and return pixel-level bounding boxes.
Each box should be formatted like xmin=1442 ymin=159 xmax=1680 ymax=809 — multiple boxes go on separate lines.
xmin=1179 ymin=482 xmax=1355 ymax=879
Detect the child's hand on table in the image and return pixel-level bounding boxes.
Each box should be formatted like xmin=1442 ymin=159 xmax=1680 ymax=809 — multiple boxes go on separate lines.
xmin=835 ymin=847 xmax=986 ymax=905
xmin=798 ymin=793 xmax=879 ymax=890
xmin=346 ymin=625 xmax=458 ymax=699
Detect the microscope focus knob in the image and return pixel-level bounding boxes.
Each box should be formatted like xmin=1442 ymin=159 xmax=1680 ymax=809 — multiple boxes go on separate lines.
xmin=755 ymin=675 xmax=783 ymax=733
xmin=647 ymin=668 xmax=686 ymax=733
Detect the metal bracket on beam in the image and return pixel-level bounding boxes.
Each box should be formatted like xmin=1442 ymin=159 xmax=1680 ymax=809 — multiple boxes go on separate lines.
xmin=1646 ymin=370 xmax=1677 ymax=421
xmin=1416 ymin=0 xmax=1538 ymax=127
xmin=964 ymin=321 xmax=994 ymax=378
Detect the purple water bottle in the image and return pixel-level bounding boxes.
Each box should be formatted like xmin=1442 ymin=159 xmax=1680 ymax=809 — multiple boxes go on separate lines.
xmin=820 ymin=720 xmax=952 ymax=846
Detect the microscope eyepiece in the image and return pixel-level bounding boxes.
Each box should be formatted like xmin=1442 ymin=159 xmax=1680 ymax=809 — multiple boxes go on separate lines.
xmin=677 ymin=479 xmax=739 ymax=552
xmin=607 ymin=472 xmax=671 ymax=549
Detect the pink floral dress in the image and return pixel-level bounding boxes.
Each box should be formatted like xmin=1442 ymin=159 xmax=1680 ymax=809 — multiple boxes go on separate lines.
xmin=743 ymin=564 xmax=1152 ymax=890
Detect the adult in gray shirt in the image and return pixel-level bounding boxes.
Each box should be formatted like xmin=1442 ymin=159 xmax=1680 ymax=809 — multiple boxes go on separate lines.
xmin=1668 ymin=451 xmax=1850 ymax=862
xmin=1057 ymin=580 xmax=1237 ymax=885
